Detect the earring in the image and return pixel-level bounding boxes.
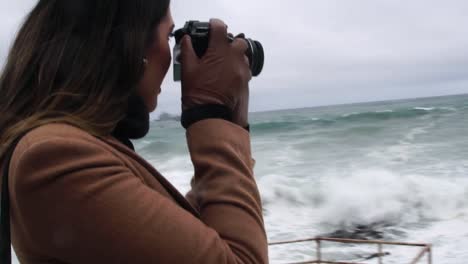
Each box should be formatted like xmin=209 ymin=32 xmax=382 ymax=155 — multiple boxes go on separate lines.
xmin=143 ymin=58 xmax=148 ymax=66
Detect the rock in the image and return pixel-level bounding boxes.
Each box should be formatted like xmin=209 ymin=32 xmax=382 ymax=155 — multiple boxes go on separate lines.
xmin=158 ymin=112 xmax=180 ymax=121
xmin=323 ymin=222 xmax=386 ymax=240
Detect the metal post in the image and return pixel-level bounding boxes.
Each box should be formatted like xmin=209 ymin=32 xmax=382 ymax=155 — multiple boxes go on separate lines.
xmin=316 ymin=239 xmax=322 ymax=263
xmin=378 ymin=243 xmax=383 ymax=264
xmin=268 ymin=237 xmax=432 ymax=264
xmin=409 ymin=247 xmax=428 ymax=264
xmin=427 ymin=246 xmax=432 ymax=264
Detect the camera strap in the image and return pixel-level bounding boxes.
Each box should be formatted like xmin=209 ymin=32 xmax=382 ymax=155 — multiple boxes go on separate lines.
xmin=0 ymin=131 xmax=29 ymax=264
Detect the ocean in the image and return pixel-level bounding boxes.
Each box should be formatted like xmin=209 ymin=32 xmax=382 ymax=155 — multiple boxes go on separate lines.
xmin=12 ymin=94 xmax=468 ymax=263
xmin=136 ymin=94 xmax=468 ymax=263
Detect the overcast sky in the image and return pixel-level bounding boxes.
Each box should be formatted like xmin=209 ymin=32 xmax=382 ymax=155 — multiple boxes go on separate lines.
xmin=1 ymin=0 xmax=468 ymax=119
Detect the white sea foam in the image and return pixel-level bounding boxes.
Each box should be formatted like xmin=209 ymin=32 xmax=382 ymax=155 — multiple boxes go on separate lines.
xmin=440 ymin=106 xmax=457 ymax=111
xmin=404 ymin=125 xmax=431 ymax=141
xmin=148 ymin=156 xmax=193 ymax=195
xmin=259 ymin=168 xmax=468 ymax=227
xmin=341 ymin=112 xmax=360 ymax=118
xmin=260 ymin=168 xmax=468 ymax=263
xmin=413 ymin=106 xmax=457 ymax=112
xmin=413 ymin=107 xmax=436 ymax=111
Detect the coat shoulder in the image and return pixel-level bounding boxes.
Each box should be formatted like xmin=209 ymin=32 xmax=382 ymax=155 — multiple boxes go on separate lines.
xmin=13 ymin=123 xmax=115 ymax=161
xmin=23 ymin=123 xmax=97 ymax=143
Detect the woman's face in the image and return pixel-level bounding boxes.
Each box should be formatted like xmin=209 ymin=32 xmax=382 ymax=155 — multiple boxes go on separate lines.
xmin=137 ymin=8 xmax=175 ymax=112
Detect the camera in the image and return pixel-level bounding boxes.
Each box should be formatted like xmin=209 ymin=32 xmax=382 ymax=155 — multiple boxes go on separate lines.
xmin=172 ymin=20 xmax=264 ymax=81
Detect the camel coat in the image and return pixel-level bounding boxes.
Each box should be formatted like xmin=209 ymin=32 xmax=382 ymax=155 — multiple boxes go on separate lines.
xmin=2 ymin=119 xmax=268 ymax=263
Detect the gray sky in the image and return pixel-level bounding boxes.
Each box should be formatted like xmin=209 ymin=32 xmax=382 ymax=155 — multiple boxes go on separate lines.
xmin=1 ymin=0 xmax=468 ymax=119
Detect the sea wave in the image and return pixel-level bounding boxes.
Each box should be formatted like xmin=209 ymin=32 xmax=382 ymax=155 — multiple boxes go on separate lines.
xmin=250 ymin=118 xmax=334 ymax=132
xmin=250 ymin=106 xmax=456 ymax=132
xmin=337 ymin=106 xmax=455 ymax=122
xmin=259 ymin=168 xmax=468 ymax=230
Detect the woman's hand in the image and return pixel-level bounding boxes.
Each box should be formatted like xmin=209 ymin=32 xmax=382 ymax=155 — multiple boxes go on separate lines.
xmin=180 ymin=19 xmax=252 ymax=128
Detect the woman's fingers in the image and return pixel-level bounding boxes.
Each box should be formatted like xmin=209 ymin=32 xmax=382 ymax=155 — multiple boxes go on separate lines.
xmin=208 ymin=18 xmax=229 ymax=49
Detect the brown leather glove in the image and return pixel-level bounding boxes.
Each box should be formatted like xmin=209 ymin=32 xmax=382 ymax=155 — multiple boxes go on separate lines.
xmin=180 ymin=19 xmax=252 ymax=128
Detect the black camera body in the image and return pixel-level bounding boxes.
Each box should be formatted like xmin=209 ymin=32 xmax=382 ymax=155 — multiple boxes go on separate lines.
xmin=173 ymin=20 xmax=264 ymax=81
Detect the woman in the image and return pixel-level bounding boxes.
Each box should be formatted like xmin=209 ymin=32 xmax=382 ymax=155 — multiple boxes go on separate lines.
xmin=0 ymin=0 xmax=268 ymax=263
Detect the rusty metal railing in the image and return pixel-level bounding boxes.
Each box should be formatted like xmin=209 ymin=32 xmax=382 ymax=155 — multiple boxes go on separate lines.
xmin=268 ymin=237 xmax=432 ymax=264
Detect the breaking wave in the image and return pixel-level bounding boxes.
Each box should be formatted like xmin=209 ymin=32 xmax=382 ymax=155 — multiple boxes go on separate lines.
xmin=250 ymin=106 xmax=456 ymax=132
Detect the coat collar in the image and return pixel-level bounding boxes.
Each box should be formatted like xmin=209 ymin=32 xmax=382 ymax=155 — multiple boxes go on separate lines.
xmin=108 ymin=93 xmax=200 ymax=218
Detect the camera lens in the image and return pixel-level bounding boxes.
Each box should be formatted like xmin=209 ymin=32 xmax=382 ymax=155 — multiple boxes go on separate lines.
xmin=246 ymin=39 xmax=264 ymax=77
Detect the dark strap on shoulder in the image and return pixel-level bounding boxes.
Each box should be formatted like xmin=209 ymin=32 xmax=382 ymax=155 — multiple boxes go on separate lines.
xmin=1 ymin=132 xmax=30 ymax=264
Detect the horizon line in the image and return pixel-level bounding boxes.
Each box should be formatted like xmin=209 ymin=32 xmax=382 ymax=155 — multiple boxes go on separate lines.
xmin=152 ymin=92 xmax=468 ymax=118
xmin=251 ymin=92 xmax=468 ymax=114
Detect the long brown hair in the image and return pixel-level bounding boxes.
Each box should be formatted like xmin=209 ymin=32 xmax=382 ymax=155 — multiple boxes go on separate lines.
xmin=0 ymin=0 xmax=170 ymax=158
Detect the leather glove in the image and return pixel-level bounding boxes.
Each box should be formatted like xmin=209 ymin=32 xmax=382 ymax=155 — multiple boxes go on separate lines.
xmin=180 ymin=18 xmax=252 ymax=128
